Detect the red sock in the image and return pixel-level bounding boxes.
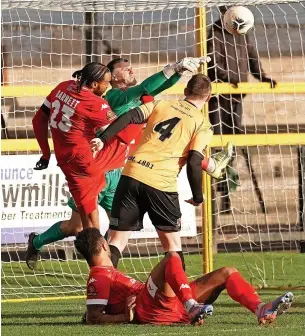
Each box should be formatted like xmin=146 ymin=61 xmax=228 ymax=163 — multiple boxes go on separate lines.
xmin=165 ymin=254 xmax=193 ymax=304
xmin=226 ymin=272 xmax=262 ymax=313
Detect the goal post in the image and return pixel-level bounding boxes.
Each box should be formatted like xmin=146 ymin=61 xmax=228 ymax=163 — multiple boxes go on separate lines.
xmin=1 ymin=0 xmax=305 ymax=302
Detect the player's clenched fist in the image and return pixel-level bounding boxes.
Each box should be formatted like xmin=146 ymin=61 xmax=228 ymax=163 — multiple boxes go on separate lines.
xmin=34 ymin=156 xmax=49 ymax=170
xmin=185 ymin=196 xmax=205 ymax=207
xmin=163 ymin=57 xmax=211 ymax=78
xmin=178 ymin=58 xmax=201 ymax=73
xmin=179 ymin=56 xmax=211 ymax=74
xmin=90 ymin=138 xmax=104 ymax=158
xmin=198 ymin=56 xmax=211 ymax=64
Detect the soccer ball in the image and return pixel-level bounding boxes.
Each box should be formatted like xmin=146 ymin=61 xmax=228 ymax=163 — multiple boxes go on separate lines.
xmin=223 ymin=6 xmax=254 ymax=35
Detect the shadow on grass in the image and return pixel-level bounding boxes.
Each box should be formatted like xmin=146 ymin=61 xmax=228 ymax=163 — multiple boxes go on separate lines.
xmin=216 ymin=321 xmax=256 ymax=326
xmin=291 ymin=302 xmax=305 ymax=308
xmin=2 ymin=312 xmax=81 ymax=319
xmin=289 ymin=311 xmax=305 ymax=315
xmin=2 ymin=321 xmax=82 ymax=326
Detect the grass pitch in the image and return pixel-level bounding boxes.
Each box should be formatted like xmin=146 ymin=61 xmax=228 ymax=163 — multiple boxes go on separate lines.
xmin=2 ymin=252 xmax=305 ymax=300
xmin=2 ymin=290 xmax=305 ymax=336
xmin=2 ymin=252 xmax=305 ymax=335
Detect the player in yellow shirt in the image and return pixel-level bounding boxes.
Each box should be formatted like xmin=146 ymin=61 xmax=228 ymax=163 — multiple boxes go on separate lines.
xmin=91 ymin=74 xmax=233 ymax=268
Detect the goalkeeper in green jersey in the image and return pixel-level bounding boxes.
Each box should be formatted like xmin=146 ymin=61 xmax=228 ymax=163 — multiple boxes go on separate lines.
xmin=105 ymin=58 xmax=182 ymax=116
xmin=26 ymin=56 xmax=214 ymax=270
xmin=68 ymin=59 xmax=186 ymax=220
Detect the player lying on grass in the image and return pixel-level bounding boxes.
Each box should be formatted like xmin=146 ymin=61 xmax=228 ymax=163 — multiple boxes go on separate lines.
xmin=26 ymin=57 xmax=211 ymax=270
xmin=75 ymin=228 xmax=294 ymax=326
xmin=91 ymin=73 xmax=233 ymax=269
xmin=26 ymin=57 xmax=228 ymax=270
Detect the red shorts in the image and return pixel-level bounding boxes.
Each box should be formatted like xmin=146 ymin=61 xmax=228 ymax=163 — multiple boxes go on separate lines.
xmin=135 ymin=276 xmax=197 ymax=325
xmin=60 ymin=163 xmax=106 ymax=214
xmin=59 ymin=139 xmax=128 ymax=214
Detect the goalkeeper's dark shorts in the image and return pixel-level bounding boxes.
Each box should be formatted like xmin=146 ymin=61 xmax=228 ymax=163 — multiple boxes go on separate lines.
xmin=110 ymin=175 xmax=182 ymax=232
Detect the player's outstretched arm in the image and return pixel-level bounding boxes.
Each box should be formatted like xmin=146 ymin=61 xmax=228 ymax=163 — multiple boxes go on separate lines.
xmin=106 ymin=68 xmax=172 ymax=108
xmin=149 ymin=72 xmax=181 ymax=97
xmin=94 ymin=103 xmax=153 ymax=146
xmin=90 ymin=105 xmax=149 ymax=155
xmin=107 ymin=57 xmax=208 ymax=109
xmin=32 ymin=106 xmax=51 ymax=170
xmin=150 ymin=56 xmax=211 ymax=97
xmin=186 ymin=150 xmax=205 ymax=206
xmin=185 ymin=122 xmax=214 ymax=206
xmin=86 ymin=302 xmax=135 ymax=324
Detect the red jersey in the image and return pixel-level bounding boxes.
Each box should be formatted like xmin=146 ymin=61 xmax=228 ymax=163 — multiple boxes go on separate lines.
xmin=43 ymin=80 xmax=116 ymax=166
xmin=135 ymin=275 xmax=194 ymax=324
xmin=86 ymin=266 xmax=144 ymax=315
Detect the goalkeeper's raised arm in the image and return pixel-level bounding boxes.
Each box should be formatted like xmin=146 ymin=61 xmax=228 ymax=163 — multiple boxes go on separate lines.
xmin=105 ymin=57 xmax=210 ymax=117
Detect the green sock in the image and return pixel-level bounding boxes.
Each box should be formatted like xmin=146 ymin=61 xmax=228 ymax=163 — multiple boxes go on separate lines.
xmin=33 ymin=221 xmax=65 ymax=250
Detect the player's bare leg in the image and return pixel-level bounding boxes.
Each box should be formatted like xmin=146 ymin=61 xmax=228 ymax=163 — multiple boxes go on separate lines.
xmin=60 ymin=210 xmax=83 ymax=236
xmin=107 ymin=229 xmax=131 ymax=252
xmin=192 ymin=267 xmax=293 ymax=325
xmin=78 ymin=205 xmax=100 ymax=230
xmin=148 ymin=251 xmax=213 ymax=325
xmin=157 ymin=230 xmax=182 ymax=252
xmin=107 ymin=229 xmax=132 ymax=268
xmin=60 ymin=209 xmax=111 ymax=236
xmin=156 ymin=230 xmax=186 ymax=270
xmin=192 ymin=267 xmax=237 ymax=304
xmin=107 ymin=230 xmax=184 ymax=270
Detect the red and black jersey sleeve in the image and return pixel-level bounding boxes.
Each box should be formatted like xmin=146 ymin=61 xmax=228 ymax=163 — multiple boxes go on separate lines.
xmin=86 ymin=270 xmax=111 ymax=306
xmin=90 ymin=98 xmax=117 ymax=131
xmin=32 ymin=90 xmax=54 ymax=160
xmin=116 ymin=124 xmax=144 ymax=145
xmin=40 ymin=93 xmax=52 ymax=116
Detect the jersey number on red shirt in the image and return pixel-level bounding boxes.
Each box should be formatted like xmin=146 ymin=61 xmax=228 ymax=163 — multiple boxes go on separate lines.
xmin=50 ymin=99 xmax=75 ymax=132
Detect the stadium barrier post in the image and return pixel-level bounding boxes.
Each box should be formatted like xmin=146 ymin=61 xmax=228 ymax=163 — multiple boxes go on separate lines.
xmin=196 ymin=6 xmax=214 ymax=274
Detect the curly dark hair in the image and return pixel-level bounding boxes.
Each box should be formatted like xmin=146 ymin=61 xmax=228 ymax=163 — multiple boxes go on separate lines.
xmin=74 ymin=228 xmax=105 ymax=264
xmin=72 ymin=62 xmax=110 ymax=93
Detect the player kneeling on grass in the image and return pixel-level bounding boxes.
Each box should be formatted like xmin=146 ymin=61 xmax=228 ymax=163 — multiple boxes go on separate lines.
xmin=75 ymin=228 xmax=293 ymax=326
xmin=91 ymin=73 xmax=233 ymax=270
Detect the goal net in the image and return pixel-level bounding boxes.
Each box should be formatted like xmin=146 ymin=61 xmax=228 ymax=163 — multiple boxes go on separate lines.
xmin=1 ymin=0 xmax=305 ymax=301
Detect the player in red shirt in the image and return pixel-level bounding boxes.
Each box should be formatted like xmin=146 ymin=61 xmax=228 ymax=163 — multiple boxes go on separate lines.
xmin=75 ymin=228 xmax=293 ymax=326
xmin=26 ymin=63 xmax=130 ymax=269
